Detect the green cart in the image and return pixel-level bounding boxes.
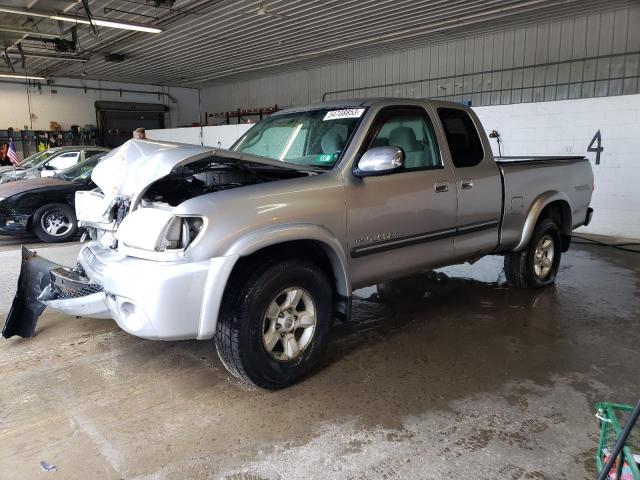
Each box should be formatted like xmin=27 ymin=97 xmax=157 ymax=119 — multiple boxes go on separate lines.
xmin=595 ymin=402 xmax=640 ymax=480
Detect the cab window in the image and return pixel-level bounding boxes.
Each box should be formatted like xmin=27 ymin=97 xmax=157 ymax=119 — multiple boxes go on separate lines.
xmin=368 ymin=108 xmax=441 ymax=170
xmin=47 ymin=152 xmax=80 ymax=170
xmin=437 ymin=108 xmax=484 ymax=168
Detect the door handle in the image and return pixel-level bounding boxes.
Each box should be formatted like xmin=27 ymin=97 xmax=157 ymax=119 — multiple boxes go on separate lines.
xmin=434 ymin=181 xmax=449 ymax=193
xmin=461 ymin=179 xmax=474 ymax=190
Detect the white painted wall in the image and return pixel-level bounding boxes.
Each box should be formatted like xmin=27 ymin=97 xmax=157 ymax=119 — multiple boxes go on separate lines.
xmin=0 ymin=77 xmax=200 ymax=130
xmin=146 ymin=124 xmax=252 ymax=148
xmin=146 ymin=126 xmax=202 ymax=146
xmin=473 ymin=94 xmax=640 ymax=239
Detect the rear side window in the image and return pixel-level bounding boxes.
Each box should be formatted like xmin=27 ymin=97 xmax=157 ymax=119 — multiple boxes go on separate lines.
xmin=437 ymin=108 xmax=484 ymax=168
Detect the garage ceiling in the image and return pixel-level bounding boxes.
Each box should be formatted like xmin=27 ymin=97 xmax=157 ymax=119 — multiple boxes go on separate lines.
xmin=0 ymin=0 xmax=636 ymax=87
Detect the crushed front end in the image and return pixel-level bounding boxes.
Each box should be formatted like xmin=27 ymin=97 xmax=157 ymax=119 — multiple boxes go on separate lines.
xmin=3 ymin=139 xmax=315 ymax=341
xmin=2 ymin=247 xmax=110 ymax=338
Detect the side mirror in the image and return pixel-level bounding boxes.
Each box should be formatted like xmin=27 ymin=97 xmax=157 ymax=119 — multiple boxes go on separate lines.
xmin=353 ymin=146 xmax=405 ymax=177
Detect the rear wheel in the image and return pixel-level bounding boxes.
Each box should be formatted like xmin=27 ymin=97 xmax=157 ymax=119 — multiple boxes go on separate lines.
xmin=504 ymin=217 xmax=562 ymax=288
xmin=215 ymin=259 xmax=333 ymax=389
xmin=32 ymin=203 xmax=78 ymax=243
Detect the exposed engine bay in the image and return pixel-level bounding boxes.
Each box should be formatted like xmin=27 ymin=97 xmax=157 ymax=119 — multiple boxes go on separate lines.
xmin=142 ymin=158 xmax=313 ymax=207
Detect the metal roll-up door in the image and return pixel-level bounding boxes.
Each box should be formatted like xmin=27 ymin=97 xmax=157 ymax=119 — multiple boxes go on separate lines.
xmin=95 ymin=101 xmax=168 ymax=148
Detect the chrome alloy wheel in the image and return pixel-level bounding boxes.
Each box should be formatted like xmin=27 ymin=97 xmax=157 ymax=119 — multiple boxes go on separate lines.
xmin=533 ymin=234 xmax=555 ymax=279
xmin=262 ymin=287 xmax=317 ymax=362
xmin=41 ymin=209 xmax=73 ymax=237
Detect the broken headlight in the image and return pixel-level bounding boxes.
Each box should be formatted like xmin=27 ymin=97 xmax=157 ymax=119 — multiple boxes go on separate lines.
xmin=115 ymin=208 xmax=204 ymax=252
xmin=159 ymin=216 xmax=204 ymax=251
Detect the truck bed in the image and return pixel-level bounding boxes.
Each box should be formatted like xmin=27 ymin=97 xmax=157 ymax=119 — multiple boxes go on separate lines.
xmin=496 ymin=155 xmax=593 ymax=252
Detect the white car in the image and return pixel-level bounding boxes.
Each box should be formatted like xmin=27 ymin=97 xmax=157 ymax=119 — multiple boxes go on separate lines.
xmin=0 ymin=146 xmax=109 ymax=183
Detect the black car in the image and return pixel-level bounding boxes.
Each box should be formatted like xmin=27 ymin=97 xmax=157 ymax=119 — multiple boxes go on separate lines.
xmin=0 ymin=153 xmax=106 ymax=243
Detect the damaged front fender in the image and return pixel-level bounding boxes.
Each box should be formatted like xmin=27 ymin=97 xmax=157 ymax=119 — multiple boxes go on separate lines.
xmin=2 ymin=247 xmax=110 ymax=339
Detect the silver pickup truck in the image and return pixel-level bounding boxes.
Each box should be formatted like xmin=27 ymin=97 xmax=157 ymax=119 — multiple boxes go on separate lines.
xmin=3 ymin=99 xmax=594 ymax=389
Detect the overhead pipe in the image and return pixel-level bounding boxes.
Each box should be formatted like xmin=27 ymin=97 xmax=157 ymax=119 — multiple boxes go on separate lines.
xmin=5 ymin=50 xmax=90 ymax=62
xmin=0 ymin=25 xmax=59 ymax=38
xmin=1 ymin=1 xmax=81 ymax=72
xmin=0 ymin=79 xmax=177 ymax=103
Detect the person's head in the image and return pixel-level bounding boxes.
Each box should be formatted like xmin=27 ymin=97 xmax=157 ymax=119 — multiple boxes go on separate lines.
xmin=133 ymin=128 xmax=146 ymax=139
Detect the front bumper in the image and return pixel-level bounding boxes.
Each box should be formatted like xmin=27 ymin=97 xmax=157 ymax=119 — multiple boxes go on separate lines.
xmin=3 ymin=243 xmax=239 ymax=341
xmin=80 ymin=243 xmax=219 ymax=340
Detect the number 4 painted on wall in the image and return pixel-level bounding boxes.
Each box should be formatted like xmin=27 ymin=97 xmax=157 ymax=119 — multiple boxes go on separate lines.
xmin=587 ymin=130 xmax=603 ymax=165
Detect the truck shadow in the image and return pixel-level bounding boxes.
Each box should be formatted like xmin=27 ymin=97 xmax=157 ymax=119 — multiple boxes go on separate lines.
xmin=326 ymin=269 xmax=557 ymax=373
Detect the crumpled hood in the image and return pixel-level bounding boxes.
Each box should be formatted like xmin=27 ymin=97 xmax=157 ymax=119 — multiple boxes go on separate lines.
xmin=79 ymin=139 xmax=317 ymax=228
xmin=91 ymin=139 xmax=214 ymax=201
xmin=0 ymin=177 xmax=71 ymax=198
xmin=91 ymin=138 xmax=318 ymax=203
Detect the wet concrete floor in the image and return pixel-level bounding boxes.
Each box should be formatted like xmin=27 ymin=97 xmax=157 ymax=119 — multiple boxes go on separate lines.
xmin=0 ymin=241 xmax=638 ymax=479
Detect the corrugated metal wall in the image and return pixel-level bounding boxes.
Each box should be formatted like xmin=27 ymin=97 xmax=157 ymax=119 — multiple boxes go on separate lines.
xmin=201 ymin=5 xmax=640 ymax=114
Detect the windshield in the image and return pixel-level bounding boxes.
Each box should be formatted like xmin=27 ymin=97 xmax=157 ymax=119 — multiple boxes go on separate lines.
xmin=231 ymin=107 xmax=366 ymax=167
xmin=55 ymin=153 xmax=104 ymax=182
xmin=19 ymin=150 xmax=57 ymax=169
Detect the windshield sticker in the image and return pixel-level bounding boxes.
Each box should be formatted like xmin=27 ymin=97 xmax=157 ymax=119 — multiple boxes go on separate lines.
xmin=315 ymin=153 xmax=337 ymax=163
xmin=323 ymin=108 xmax=365 ymax=121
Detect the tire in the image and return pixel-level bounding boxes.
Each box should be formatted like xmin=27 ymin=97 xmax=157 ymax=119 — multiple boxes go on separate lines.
xmin=504 ymin=217 xmax=562 ymax=288
xmin=215 ymin=258 xmax=333 ymax=389
xmin=32 ymin=203 xmax=78 ymax=243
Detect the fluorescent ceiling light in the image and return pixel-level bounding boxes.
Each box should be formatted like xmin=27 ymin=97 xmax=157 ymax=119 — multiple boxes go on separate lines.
xmin=90 ymin=18 xmax=161 ymax=33
xmin=0 ymin=73 xmax=46 ymax=80
xmin=49 ymin=15 xmax=162 ymax=33
xmin=0 ymin=6 xmax=162 ymax=33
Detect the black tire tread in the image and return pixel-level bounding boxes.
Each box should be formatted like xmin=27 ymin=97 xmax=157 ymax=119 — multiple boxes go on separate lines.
xmin=214 ymin=259 xmax=275 ymax=386
xmin=504 ymin=249 xmax=529 ymax=288
xmin=504 ymin=217 xmax=560 ymax=289
xmin=215 ymin=258 xmax=331 ymax=389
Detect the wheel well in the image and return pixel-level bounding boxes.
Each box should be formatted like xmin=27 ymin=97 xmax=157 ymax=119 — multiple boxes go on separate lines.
xmin=538 ymin=200 xmax=572 ymax=251
xmin=223 ymin=240 xmax=350 ymax=320
xmin=25 ymin=213 xmax=34 ymax=232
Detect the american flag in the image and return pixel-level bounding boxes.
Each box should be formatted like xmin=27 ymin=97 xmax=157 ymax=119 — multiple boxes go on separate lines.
xmin=7 ymin=141 xmax=19 ymax=167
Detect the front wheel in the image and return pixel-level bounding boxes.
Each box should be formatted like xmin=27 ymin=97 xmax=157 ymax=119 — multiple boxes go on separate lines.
xmin=504 ymin=217 xmax=562 ymax=288
xmin=215 ymin=259 xmax=333 ymax=389
xmin=32 ymin=203 xmax=78 ymax=243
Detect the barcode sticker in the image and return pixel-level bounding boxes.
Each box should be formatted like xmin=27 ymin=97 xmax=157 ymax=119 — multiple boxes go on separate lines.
xmin=323 ymin=108 xmax=365 ymax=121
